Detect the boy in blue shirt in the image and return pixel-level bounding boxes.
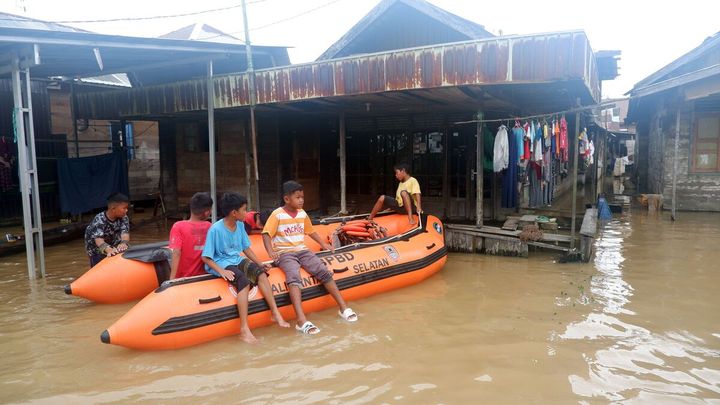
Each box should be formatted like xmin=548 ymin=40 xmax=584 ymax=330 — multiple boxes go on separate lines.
xmin=202 ymin=192 xmax=289 ymax=344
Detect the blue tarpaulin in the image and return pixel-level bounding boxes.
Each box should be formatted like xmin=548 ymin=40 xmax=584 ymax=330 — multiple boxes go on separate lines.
xmin=57 ymin=152 xmax=129 ymax=215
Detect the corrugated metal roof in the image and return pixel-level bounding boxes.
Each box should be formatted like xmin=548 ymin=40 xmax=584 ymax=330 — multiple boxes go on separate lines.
xmin=317 ymin=0 xmax=493 ymax=61
xmin=75 ymin=31 xmax=601 ymax=118
xmin=0 ymin=11 xmax=88 ymax=32
xmin=159 ymin=23 xmax=244 ymax=45
xmin=629 ymin=31 xmax=720 ymax=94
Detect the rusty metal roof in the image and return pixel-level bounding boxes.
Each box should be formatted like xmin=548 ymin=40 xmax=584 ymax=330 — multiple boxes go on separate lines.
xmin=76 ymin=30 xmax=601 ymax=119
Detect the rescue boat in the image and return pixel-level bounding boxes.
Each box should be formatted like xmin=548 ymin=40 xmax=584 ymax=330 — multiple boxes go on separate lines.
xmin=101 ymin=213 xmax=447 ymax=350
xmin=64 ymin=241 xmax=171 ymax=304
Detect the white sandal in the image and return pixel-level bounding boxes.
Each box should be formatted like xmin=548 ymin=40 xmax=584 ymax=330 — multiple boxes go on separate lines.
xmin=339 ymin=307 xmax=358 ymax=322
xmin=295 ymin=321 xmax=320 ymax=334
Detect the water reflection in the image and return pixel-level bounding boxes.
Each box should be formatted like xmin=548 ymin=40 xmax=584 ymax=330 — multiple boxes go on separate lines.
xmin=564 ymin=212 xmax=720 ymax=402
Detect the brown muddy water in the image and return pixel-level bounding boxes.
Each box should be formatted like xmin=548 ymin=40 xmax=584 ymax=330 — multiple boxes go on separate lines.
xmin=1 ymin=210 xmax=719 ymax=404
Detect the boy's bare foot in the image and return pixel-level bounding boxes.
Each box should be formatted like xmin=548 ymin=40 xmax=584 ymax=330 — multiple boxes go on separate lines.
xmin=409 ymin=217 xmax=416 ymax=225
xmin=239 ymin=329 xmax=258 ymax=344
xmin=272 ymin=313 xmax=291 ymax=328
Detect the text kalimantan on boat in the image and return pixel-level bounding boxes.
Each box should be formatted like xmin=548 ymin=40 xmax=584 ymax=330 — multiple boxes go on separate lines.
xmin=97 ymin=213 xmax=447 ymax=350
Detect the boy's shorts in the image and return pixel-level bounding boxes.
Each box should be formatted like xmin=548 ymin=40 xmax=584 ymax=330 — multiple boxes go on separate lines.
xmin=216 ymin=260 xmax=266 ymax=291
xmin=276 ymin=250 xmax=333 ymax=288
xmin=382 ymin=193 xmax=417 ymax=214
xmin=89 ymin=253 xmax=106 ymax=268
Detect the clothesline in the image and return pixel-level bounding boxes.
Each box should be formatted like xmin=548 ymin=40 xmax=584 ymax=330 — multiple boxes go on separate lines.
xmin=453 ymin=100 xmax=618 ymax=125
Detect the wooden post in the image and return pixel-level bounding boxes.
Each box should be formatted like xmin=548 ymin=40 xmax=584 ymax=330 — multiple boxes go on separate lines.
xmin=570 ymin=108 xmax=580 ymax=250
xmin=70 ymin=80 xmax=80 ymax=157
xmin=671 ymin=109 xmax=680 ymax=221
xmin=249 ymin=108 xmax=259 ymax=208
xmin=244 ymin=122 xmax=254 ymax=208
xmin=476 ymin=110 xmax=484 ymax=227
xmin=339 ymin=112 xmax=347 ymax=214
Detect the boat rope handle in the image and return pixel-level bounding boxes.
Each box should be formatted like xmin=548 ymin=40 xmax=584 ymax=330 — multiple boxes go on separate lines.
xmin=332 ymin=267 xmax=349 ymax=273
xmin=198 ymin=296 xmax=222 ymax=304
xmin=426 ymin=243 xmax=436 ymax=250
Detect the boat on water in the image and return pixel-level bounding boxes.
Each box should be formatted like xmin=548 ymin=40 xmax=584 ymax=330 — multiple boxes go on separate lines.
xmin=100 ymin=213 xmax=447 ymax=350
xmin=1 ymin=222 xmax=86 ymax=257
xmin=64 ymin=241 xmax=171 ymax=304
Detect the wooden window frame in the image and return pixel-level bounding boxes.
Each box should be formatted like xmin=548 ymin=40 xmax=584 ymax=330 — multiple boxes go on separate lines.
xmin=691 ymin=112 xmax=720 ymax=173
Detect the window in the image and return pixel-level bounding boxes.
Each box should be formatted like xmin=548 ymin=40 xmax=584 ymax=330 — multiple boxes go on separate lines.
xmin=109 ymin=121 xmax=134 ymax=159
xmin=692 ymin=114 xmax=720 ymax=172
xmin=179 ymin=122 xmax=214 ymax=153
xmin=125 ymin=123 xmax=134 ymax=160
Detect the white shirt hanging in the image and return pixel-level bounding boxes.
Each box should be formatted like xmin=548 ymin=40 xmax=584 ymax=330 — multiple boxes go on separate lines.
xmin=493 ymin=125 xmax=509 ymax=172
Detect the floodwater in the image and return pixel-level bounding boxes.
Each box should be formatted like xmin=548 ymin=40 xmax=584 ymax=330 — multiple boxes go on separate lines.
xmin=1 ymin=209 xmax=719 ymax=404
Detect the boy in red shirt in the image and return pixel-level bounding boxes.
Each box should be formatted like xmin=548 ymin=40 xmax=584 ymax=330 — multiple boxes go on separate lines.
xmin=243 ymin=210 xmax=271 ymax=234
xmin=168 ymin=192 xmax=214 ymax=279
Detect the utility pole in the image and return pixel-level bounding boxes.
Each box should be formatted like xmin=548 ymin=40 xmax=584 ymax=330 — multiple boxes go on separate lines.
xmin=242 ymin=0 xmax=261 ymax=209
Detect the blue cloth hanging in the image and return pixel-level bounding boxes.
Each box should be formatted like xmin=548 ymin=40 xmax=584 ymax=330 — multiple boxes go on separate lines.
xmin=57 ymin=152 xmax=129 ymax=215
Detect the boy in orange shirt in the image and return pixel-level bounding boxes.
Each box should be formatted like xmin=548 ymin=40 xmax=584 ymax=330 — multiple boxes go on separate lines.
xmin=262 ymin=181 xmax=357 ymax=335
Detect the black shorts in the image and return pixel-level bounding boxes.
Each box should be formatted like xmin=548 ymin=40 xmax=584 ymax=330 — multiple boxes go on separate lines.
xmin=223 ymin=261 xmax=266 ymax=291
xmin=382 ymin=194 xmax=417 ymax=214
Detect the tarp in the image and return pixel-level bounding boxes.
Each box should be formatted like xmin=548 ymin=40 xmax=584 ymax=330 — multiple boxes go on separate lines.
xmin=57 ymin=152 xmax=129 ymax=215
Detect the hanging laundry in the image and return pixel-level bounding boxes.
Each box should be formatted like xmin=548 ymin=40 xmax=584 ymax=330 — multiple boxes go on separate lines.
xmin=533 ymin=123 xmax=543 ymax=162
xmin=528 ymin=161 xmax=543 ymax=208
xmin=522 ymin=122 xmax=531 ymax=161
xmin=503 ymin=126 xmax=522 ymax=209
xmin=559 ymin=116 xmax=569 ymax=162
xmin=514 ymin=121 xmax=524 ymax=162
xmin=493 ymin=125 xmax=509 ymax=172
xmin=552 ymin=119 xmax=559 ymax=158
xmin=587 ymin=140 xmax=595 ymax=165
xmin=0 ymin=135 xmax=14 ymax=192
xmin=542 ymin=146 xmax=553 ymax=206
xmin=625 ymin=139 xmax=635 ymax=157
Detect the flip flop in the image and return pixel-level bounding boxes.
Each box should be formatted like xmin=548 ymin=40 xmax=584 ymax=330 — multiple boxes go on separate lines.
xmin=339 ymin=307 xmax=358 ymax=322
xmin=295 ymin=321 xmax=320 ymax=335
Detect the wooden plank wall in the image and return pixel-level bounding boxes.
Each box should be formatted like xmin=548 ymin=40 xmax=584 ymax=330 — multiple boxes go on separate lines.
xmin=50 ymin=89 xmax=160 ymax=201
xmin=175 ymin=119 xmax=250 ymax=207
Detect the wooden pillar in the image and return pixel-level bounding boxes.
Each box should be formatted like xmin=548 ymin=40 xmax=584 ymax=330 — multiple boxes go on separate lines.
xmin=476 ymin=110 xmax=484 ymax=227
xmin=339 ymin=112 xmax=347 ymax=214
xmin=70 ymin=80 xmax=80 ymax=157
xmin=249 ymin=108 xmax=260 ymax=209
xmin=158 ymin=120 xmax=177 ymax=211
xmin=671 ymin=109 xmax=680 ymax=221
xmin=244 ymin=116 xmax=254 ymax=209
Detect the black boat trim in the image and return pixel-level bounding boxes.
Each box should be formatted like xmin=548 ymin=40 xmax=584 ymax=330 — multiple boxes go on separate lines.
xmin=155 ymin=274 xmax=218 ymax=293
xmin=122 ymin=241 xmax=171 ymax=263
xmin=151 ymin=247 xmax=447 ymax=335
xmin=153 ymin=223 xmax=430 ymax=294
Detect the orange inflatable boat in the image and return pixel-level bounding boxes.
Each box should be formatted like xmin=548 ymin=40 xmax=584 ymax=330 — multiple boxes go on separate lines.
xmin=101 ymin=214 xmax=447 ymax=350
xmin=64 ymin=241 xmax=171 ymax=304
